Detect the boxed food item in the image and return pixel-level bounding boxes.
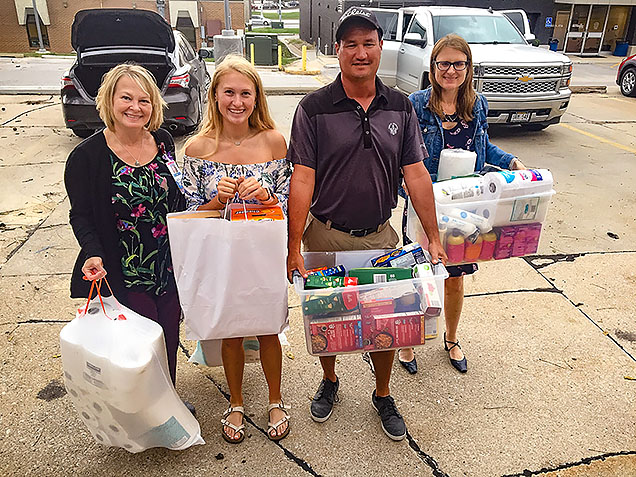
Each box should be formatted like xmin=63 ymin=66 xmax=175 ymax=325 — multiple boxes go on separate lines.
xmin=309 ymin=316 xmax=363 ymax=354
xmin=305 ymin=275 xmax=357 ymax=289
xmin=349 ymin=267 xmax=412 ymax=285
xmin=370 ymin=243 xmax=430 ymax=268
xmin=294 ymin=250 xmax=448 ymax=356
xmin=362 ymin=312 xmax=425 ymax=351
xmin=307 ymin=265 xmax=346 ymax=277
xmin=229 ymin=204 xmax=285 ymax=221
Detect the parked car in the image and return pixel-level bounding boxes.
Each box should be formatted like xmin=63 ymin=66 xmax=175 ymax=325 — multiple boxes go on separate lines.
xmin=617 ymin=53 xmax=636 ymax=97
xmin=248 ymin=14 xmax=270 ymax=27
xmin=61 ymin=9 xmax=210 ymax=138
xmin=371 ymin=6 xmax=572 ymax=130
xmin=285 ymin=1 xmax=299 ymax=7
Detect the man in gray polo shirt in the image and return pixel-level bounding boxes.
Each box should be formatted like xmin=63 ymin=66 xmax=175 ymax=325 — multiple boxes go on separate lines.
xmin=286 ymin=7 xmax=445 ymax=441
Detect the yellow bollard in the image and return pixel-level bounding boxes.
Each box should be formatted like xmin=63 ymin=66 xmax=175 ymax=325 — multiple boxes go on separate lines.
xmin=278 ymin=44 xmax=282 ymax=71
xmin=302 ymin=45 xmax=307 ymax=71
xmin=250 ymin=43 xmax=255 ymax=66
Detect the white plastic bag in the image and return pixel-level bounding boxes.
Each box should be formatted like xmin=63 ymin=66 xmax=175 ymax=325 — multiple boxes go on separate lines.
xmin=167 ymin=207 xmax=289 ymax=341
xmin=59 ymin=282 xmax=204 ymax=453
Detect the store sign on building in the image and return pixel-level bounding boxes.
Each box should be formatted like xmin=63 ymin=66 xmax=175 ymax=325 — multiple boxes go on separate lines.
xmin=337 ymin=0 xmax=343 ymax=13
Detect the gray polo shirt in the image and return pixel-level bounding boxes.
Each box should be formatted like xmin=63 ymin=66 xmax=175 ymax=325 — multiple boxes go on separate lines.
xmin=287 ymin=74 xmax=428 ymax=230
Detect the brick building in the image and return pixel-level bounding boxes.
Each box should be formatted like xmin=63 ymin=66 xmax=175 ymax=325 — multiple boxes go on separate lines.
xmin=1 ymin=0 xmax=247 ymax=54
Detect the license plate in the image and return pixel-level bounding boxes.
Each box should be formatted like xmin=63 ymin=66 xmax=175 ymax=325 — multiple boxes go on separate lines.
xmin=510 ymin=112 xmax=531 ymax=122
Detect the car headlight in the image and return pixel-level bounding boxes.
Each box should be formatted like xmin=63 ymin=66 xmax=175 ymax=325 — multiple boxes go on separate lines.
xmin=561 ymin=63 xmax=573 ymax=75
xmin=560 ymin=77 xmax=571 ymax=88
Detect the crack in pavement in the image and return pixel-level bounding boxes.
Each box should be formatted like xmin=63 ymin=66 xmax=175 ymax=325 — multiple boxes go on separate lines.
xmin=502 ymin=449 xmax=636 ymax=476
xmin=406 ymin=431 xmax=450 ymax=477
xmin=0 ymin=102 xmax=59 ymax=126
xmin=178 ymin=342 xmax=321 ymax=476
xmin=0 ymin=319 xmax=71 ymax=326
xmin=0 ymin=195 xmax=68 ymax=266
xmin=523 ymin=250 xmax=635 ymax=270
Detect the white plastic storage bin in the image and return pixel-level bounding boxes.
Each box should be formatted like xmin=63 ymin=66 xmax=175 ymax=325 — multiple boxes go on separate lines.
xmin=293 ymin=250 xmax=448 ymax=357
xmin=407 ymin=170 xmax=555 ymax=265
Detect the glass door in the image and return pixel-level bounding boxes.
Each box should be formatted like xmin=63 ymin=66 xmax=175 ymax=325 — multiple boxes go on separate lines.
xmin=582 ymin=5 xmax=608 ymax=55
xmin=565 ymin=5 xmax=589 ymax=54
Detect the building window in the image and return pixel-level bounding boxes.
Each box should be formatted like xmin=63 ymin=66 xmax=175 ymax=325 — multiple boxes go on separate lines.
xmin=25 ymin=12 xmax=50 ymax=48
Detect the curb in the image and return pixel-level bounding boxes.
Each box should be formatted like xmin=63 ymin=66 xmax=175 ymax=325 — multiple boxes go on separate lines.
xmin=570 ymin=85 xmax=608 ymax=93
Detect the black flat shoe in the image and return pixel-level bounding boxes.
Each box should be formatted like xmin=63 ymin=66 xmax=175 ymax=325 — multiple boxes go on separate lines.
xmin=399 ymin=357 xmax=418 ymax=374
xmin=444 ymin=332 xmax=467 ymax=373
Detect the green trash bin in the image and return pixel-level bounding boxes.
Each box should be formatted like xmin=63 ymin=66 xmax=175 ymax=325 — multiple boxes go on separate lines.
xmin=245 ymin=33 xmax=278 ymax=65
xmin=271 ymin=20 xmax=284 ymax=29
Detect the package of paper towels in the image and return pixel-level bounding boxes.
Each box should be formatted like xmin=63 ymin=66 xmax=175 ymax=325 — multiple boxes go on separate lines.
xmin=60 ymin=295 xmax=204 ymax=453
xmin=484 ymin=169 xmax=553 ymax=198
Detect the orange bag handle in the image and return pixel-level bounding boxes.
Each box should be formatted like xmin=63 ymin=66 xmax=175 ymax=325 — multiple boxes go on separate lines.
xmin=81 ymin=278 xmax=126 ymax=321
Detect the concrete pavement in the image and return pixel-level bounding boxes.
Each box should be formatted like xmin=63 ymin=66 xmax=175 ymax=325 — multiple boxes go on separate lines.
xmin=0 ymin=91 xmax=635 ymax=476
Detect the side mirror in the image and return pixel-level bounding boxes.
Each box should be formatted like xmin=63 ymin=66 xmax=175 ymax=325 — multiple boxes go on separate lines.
xmin=198 ymin=49 xmax=211 ymax=59
xmin=404 ymin=32 xmax=427 ymax=48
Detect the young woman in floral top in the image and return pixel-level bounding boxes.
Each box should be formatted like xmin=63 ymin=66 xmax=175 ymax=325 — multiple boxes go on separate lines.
xmin=64 ymin=65 xmax=188 ymax=403
xmin=182 ymin=55 xmax=291 ymax=444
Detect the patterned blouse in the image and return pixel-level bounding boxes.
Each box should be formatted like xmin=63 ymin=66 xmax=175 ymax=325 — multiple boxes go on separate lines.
xmin=443 ymin=118 xmax=476 ymax=151
xmin=182 ymin=155 xmax=292 ymax=215
xmin=111 ymin=154 xmax=175 ymax=295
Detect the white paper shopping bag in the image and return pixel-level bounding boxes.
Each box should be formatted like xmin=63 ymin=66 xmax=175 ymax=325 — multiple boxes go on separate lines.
xmin=167 ymin=207 xmax=288 ymax=340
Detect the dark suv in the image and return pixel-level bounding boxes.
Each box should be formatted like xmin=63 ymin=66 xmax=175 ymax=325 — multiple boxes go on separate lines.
xmin=61 ymin=9 xmax=210 ymax=137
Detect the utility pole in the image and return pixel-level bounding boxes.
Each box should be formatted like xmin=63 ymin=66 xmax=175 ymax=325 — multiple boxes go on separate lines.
xmin=32 ymin=0 xmax=47 ymax=53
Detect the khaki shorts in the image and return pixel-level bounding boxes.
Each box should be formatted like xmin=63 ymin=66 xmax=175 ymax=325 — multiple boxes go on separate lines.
xmin=302 ymin=214 xmax=399 ymax=252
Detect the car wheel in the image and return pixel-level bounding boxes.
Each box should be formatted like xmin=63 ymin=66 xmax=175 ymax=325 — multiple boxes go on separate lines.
xmin=520 ymin=123 xmax=549 ymax=131
xmin=264 ymin=21 xmax=269 ymax=26
xmin=620 ymin=68 xmax=636 ymax=97
xmin=72 ymin=128 xmax=94 ymax=138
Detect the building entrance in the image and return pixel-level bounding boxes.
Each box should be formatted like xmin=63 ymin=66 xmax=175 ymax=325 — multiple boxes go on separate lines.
xmin=558 ymin=3 xmax=632 ymax=56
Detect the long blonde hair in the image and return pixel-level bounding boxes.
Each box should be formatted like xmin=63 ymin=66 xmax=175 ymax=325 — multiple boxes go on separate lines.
xmin=96 ymin=63 xmax=166 ymax=131
xmin=428 ymin=34 xmax=476 ymax=123
xmin=186 ymin=54 xmax=275 ymax=156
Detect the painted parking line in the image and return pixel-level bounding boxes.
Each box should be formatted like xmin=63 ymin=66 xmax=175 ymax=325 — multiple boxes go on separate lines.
xmin=558 ymin=123 xmax=636 ymax=154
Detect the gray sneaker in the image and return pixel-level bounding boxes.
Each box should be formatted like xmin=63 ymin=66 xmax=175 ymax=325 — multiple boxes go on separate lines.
xmin=310 ymin=377 xmax=339 ymax=422
xmin=371 ymin=391 xmax=406 ymax=441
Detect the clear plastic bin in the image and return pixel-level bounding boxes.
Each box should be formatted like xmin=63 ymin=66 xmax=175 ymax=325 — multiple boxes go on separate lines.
xmin=293 ymin=250 xmax=448 ymax=356
xmin=407 ymin=190 xmax=555 ymax=265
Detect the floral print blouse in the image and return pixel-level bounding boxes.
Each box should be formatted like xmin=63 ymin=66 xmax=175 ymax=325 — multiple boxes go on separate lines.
xmin=111 ymin=154 xmax=175 ymax=295
xmin=182 ymin=155 xmax=292 ymax=214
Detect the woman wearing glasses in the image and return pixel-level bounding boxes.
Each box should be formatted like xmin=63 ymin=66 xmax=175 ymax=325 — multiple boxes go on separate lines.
xmin=398 ymin=34 xmax=525 ymax=375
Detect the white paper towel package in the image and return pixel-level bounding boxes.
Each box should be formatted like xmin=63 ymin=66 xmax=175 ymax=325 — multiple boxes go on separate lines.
xmin=437 ymin=149 xmax=477 ymax=181
xmin=60 ymin=295 xmax=204 ymax=453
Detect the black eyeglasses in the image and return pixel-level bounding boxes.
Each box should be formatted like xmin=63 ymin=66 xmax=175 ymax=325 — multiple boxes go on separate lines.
xmin=435 ymin=60 xmax=470 ymax=71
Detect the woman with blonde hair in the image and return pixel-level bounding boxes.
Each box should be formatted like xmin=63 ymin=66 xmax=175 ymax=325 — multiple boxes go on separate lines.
xmin=64 ymin=63 xmax=191 ymax=409
xmin=182 ymin=54 xmax=291 ymax=443
xmin=398 ymin=34 xmax=525 ymax=375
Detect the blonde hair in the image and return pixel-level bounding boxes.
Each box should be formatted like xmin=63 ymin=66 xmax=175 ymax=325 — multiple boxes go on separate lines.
xmin=96 ymin=63 xmax=166 ymax=131
xmin=428 ymin=34 xmax=476 ymax=123
xmin=185 ymin=54 xmax=275 ymax=156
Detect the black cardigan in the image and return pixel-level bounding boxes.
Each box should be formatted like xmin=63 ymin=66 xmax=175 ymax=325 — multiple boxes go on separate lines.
xmin=64 ymin=128 xmax=185 ymax=302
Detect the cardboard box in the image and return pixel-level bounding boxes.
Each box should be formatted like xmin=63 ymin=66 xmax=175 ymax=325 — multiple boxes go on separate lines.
xmin=362 ymin=312 xmax=425 ymax=351
xmin=309 ymin=316 xmax=363 ymax=354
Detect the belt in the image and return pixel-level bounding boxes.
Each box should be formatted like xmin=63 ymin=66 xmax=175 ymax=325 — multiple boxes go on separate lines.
xmin=313 ymin=213 xmax=384 ymax=238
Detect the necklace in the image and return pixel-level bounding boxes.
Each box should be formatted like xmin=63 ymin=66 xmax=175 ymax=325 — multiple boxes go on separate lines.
xmin=111 ymin=131 xmax=145 ymax=167
xmin=223 ymin=131 xmax=253 ymax=147
xmin=442 ymin=112 xmax=459 ymax=123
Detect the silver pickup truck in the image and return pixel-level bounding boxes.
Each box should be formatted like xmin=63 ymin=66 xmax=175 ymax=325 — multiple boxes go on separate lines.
xmin=373 ymin=6 xmax=573 ymax=130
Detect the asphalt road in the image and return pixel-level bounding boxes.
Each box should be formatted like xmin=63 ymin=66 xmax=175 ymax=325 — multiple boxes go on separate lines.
xmin=0 ymin=91 xmax=635 ymax=475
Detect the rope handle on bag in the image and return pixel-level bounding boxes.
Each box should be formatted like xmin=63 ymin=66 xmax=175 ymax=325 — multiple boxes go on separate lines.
xmin=80 ymin=278 xmax=126 ymax=321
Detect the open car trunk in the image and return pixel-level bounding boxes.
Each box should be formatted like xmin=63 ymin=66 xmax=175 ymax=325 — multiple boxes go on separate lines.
xmin=71 ymin=9 xmax=175 ymax=98
xmin=72 ymin=49 xmax=174 ymax=98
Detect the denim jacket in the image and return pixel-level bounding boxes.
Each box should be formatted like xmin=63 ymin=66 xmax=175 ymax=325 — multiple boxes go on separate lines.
xmin=408 ymin=88 xmax=515 ymax=182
